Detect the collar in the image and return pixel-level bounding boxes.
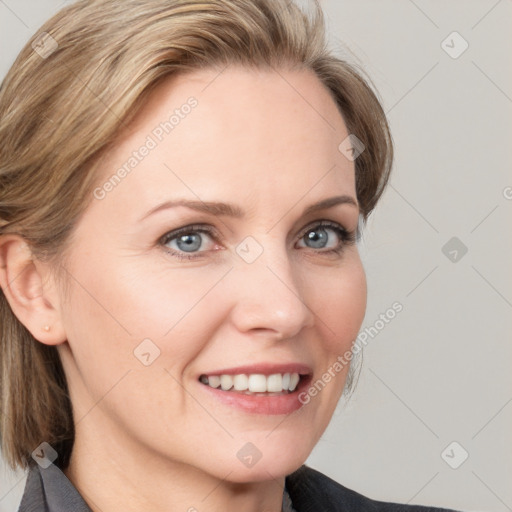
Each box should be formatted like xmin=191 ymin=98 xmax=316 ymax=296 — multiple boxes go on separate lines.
xmin=18 ymin=462 xmax=298 ymax=512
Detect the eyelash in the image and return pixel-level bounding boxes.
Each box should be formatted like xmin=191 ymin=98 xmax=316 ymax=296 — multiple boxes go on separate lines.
xmin=158 ymin=221 xmax=357 ymax=261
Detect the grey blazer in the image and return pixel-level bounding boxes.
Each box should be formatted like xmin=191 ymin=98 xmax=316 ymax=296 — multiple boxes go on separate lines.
xmin=17 ymin=462 xmax=462 ymax=512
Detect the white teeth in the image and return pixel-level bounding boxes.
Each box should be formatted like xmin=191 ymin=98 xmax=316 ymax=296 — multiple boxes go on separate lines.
xmin=289 ymin=373 xmax=300 ymax=391
xmin=233 ymin=374 xmax=248 ymax=391
xmin=220 ymin=375 xmax=233 ymax=391
xmin=208 ymin=375 xmax=221 ymax=388
xmin=248 ymin=374 xmax=267 ymax=392
xmin=267 ymin=373 xmax=283 ymax=392
xmin=201 ymin=372 xmax=302 ymax=393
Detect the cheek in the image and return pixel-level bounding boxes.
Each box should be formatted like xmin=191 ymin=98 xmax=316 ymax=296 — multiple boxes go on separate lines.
xmin=58 ymin=255 xmax=223 ymax=428
xmin=307 ymin=254 xmax=367 ymax=352
xmin=61 ymin=252 xmax=230 ymax=369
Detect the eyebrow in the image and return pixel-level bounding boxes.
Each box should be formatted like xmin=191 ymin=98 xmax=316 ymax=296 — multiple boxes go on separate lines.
xmin=139 ymin=194 xmax=358 ymax=221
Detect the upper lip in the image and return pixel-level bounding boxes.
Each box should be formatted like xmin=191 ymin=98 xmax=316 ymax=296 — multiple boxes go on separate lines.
xmin=199 ymin=362 xmax=312 ymax=377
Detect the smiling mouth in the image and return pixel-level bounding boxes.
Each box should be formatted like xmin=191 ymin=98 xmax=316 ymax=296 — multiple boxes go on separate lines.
xmin=199 ymin=372 xmax=308 ymax=395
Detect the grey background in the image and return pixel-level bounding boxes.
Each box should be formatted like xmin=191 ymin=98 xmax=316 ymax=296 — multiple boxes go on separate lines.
xmin=0 ymin=1 xmax=511 ymax=511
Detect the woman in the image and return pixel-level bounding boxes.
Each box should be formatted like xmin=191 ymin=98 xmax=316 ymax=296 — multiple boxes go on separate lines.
xmin=0 ymin=1 xmax=463 ymax=511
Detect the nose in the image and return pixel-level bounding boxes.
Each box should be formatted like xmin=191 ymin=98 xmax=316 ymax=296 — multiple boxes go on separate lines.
xmin=229 ymin=245 xmax=316 ymax=341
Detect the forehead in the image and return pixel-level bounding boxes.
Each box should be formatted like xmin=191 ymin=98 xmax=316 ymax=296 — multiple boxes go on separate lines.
xmin=93 ymin=66 xmax=356 ymax=217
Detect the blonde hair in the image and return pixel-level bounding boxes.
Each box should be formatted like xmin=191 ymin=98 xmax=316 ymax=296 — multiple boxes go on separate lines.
xmin=0 ymin=0 xmax=393 ymax=471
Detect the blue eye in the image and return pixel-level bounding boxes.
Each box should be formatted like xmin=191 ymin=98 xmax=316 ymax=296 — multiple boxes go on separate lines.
xmin=298 ymin=222 xmax=355 ymax=253
xmin=159 ymin=221 xmax=356 ymax=261
xmin=171 ymin=232 xmax=203 ymax=252
xmin=160 ymin=225 xmax=216 ymax=260
xmin=302 ymin=226 xmax=336 ymax=249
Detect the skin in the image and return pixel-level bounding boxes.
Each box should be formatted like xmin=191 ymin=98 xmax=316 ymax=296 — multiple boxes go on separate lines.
xmin=0 ymin=66 xmax=366 ymax=512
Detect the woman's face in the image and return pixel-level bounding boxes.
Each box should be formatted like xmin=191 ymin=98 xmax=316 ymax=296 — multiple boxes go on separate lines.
xmin=56 ymin=66 xmax=366 ymax=481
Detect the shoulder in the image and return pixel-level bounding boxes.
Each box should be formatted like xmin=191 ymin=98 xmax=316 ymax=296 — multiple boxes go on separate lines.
xmin=285 ymin=464 xmax=463 ymax=512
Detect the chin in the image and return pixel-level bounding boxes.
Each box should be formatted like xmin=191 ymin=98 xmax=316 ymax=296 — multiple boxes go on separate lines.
xmin=224 ymin=456 xmax=309 ymax=484
xmin=207 ymin=432 xmax=314 ymax=484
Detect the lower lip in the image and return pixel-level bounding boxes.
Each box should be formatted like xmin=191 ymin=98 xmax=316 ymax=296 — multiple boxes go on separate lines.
xmin=198 ymin=376 xmax=312 ymax=415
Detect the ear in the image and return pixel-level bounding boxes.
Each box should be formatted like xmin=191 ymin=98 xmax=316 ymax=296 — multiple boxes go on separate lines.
xmin=0 ymin=234 xmax=67 ymax=345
